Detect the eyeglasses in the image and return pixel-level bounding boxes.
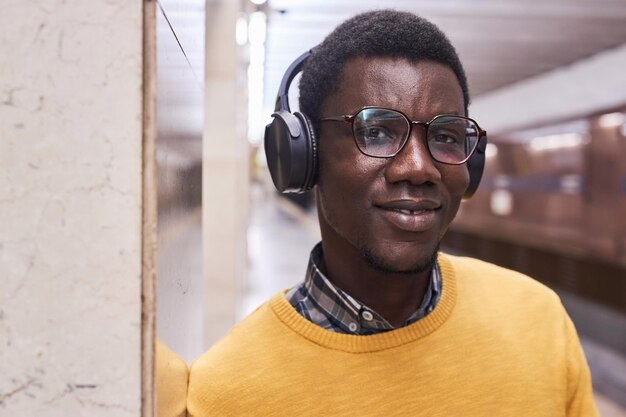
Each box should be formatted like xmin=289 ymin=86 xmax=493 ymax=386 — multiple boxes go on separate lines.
xmin=320 ymin=106 xmax=486 ymax=165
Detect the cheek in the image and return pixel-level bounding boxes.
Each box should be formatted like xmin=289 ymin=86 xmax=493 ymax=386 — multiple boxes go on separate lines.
xmin=318 ymin=160 xmax=373 ymax=208
xmin=436 ymin=168 xmax=468 ymax=240
xmin=440 ymin=167 xmax=470 ymax=226
xmin=317 ymin=146 xmax=382 ymax=225
xmin=441 ymin=166 xmax=470 ymax=196
xmin=317 ymin=138 xmax=380 ymax=190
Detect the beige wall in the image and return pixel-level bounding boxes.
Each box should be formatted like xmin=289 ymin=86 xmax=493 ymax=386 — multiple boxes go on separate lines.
xmin=0 ymin=1 xmax=148 ymax=415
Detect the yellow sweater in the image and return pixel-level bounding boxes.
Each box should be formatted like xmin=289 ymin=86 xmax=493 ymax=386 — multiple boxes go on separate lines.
xmin=188 ymin=254 xmax=598 ymax=417
xmin=156 ymin=340 xmax=189 ymax=417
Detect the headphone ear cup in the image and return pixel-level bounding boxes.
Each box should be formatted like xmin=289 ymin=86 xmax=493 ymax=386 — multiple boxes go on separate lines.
xmin=294 ymin=112 xmax=318 ymax=191
xmin=264 ymin=111 xmax=317 ymax=193
xmin=463 ymin=135 xmax=487 ymax=199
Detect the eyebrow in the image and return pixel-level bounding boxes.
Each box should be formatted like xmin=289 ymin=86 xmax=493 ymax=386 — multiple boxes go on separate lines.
xmin=439 ymin=110 xmax=462 ymax=116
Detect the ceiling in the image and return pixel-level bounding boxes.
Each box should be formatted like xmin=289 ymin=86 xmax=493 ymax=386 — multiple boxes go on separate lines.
xmin=155 ymin=0 xmax=626 ymax=161
xmin=263 ymin=0 xmax=626 ymax=114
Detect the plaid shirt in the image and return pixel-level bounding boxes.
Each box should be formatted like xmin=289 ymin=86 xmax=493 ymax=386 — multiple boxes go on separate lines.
xmin=286 ymin=243 xmax=442 ymax=335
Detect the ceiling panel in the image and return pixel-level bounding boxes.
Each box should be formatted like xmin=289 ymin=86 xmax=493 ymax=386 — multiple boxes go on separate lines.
xmin=263 ymin=0 xmax=626 ymax=114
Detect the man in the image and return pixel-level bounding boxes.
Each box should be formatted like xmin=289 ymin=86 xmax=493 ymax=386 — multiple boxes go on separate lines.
xmin=188 ymin=10 xmax=598 ymax=416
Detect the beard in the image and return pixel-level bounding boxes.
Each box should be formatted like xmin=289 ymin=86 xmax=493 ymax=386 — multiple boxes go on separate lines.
xmin=318 ymin=186 xmax=442 ymax=276
xmin=358 ymin=242 xmax=440 ymax=275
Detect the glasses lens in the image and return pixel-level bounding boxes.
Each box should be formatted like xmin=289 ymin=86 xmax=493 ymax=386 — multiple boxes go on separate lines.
xmin=353 ymin=108 xmax=409 ymax=157
xmin=428 ymin=116 xmax=479 ymax=164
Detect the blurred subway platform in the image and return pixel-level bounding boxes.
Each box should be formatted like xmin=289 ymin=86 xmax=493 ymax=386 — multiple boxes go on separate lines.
xmin=157 ymin=181 xmax=626 ymax=415
xmin=241 ymin=183 xmax=320 ymax=320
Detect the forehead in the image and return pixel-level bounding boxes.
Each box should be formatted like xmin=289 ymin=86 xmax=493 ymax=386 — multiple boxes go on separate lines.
xmin=325 ymin=57 xmax=464 ymax=118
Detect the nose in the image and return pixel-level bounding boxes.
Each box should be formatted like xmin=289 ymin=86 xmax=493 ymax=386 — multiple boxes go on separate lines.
xmin=384 ymin=127 xmax=442 ymax=186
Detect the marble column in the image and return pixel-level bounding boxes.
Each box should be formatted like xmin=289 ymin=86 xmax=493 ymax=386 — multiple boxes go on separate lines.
xmin=0 ymin=0 xmax=153 ymax=415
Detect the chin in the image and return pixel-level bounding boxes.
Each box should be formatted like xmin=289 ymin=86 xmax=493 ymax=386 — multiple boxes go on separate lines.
xmin=358 ymin=241 xmax=440 ymax=275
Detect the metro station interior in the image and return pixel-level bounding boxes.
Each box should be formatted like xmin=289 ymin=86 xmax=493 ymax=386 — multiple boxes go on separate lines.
xmin=2 ymin=0 xmax=625 ymax=416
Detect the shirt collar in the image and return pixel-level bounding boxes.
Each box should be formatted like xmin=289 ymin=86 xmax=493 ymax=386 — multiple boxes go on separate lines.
xmin=299 ymin=242 xmax=441 ymax=335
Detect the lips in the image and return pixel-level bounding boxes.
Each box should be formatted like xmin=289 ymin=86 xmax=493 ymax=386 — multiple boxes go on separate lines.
xmin=374 ymin=199 xmax=442 ymax=232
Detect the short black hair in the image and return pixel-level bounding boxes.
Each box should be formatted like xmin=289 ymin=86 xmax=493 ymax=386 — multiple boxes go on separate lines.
xmin=299 ymin=9 xmax=470 ymax=133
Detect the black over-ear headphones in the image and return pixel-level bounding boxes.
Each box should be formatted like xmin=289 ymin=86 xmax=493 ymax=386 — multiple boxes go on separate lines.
xmin=264 ymin=50 xmax=488 ymax=199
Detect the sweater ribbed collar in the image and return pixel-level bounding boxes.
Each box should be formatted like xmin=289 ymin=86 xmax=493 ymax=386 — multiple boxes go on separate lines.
xmin=269 ymin=253 xmax=457 ymax=353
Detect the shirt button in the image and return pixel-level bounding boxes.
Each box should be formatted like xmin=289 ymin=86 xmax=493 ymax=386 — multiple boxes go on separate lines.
xmin=361 ymin=311 xmax=374 ymax=321
xmin=348 ymin=322 xmax=358 ymax=332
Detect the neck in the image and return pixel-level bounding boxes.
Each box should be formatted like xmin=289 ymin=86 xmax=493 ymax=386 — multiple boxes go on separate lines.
xmin=319 ymin=236 xmax=433 ymax=328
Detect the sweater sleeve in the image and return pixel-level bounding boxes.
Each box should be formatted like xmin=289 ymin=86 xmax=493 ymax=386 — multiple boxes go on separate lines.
xmin=156 ymin=339 xmax=189 ymax=417
xmin=564 ymin=313 xmax=599 ymax=417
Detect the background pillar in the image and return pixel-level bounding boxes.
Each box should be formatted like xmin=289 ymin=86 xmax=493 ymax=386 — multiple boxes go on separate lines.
xmin=202 ymin=0 xmax=249 ymax=347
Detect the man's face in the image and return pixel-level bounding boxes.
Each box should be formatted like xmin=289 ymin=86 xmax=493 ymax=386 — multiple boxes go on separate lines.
xmin=316 ymin=57 xmax=469 ymax=273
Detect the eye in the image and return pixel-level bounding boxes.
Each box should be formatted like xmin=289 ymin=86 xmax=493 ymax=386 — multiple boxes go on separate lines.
xmin=429 ymin=118 xmax=470 ymax=147
xmin=431 ymin=133 xmax=460 ymax=144
xmin=357 ymin=125 xmax=396 ymax=142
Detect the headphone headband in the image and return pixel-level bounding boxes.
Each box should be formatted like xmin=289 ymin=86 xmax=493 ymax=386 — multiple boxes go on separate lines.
xmin=275 ymin=50 xmax=314 ymax=113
